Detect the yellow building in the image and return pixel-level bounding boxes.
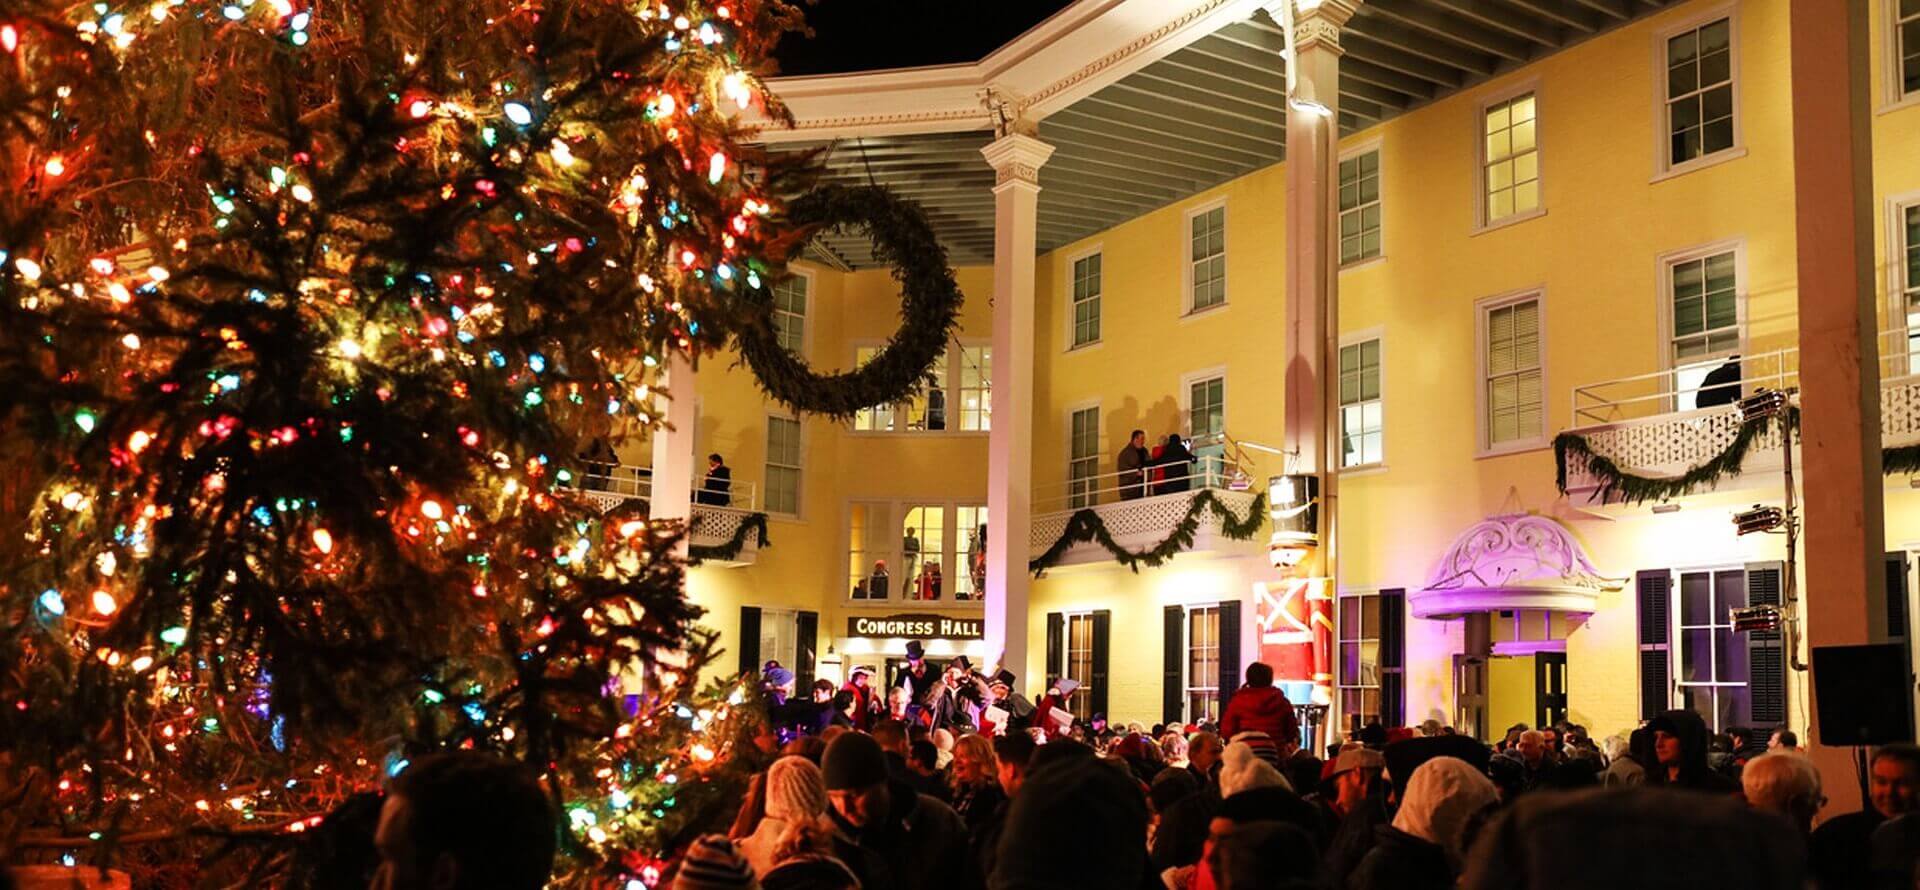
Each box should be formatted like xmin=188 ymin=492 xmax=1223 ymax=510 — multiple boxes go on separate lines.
xmin=599 ymin=0 xmax=1920 ymax=772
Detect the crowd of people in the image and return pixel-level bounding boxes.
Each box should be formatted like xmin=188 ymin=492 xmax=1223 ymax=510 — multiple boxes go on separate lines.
xmin=212 ymin=647 xmax=1919 ymax=890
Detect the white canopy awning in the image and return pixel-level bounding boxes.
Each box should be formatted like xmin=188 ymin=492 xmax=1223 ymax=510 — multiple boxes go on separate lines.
xmin=1410 ymin=514 xmax=1623 ymax=620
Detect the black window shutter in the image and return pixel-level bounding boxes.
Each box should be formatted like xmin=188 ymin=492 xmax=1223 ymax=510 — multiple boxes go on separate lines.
xmin=1091 ymin=610 xmax=1112 ymax=719
xmin=1888 ymin=552 xmax=1910 ymax=642
xmin=1745 ymin=562 xmax=1787 ymax=726
xmin=1164 ymin=606 xmax=1185 ymax=725
xmin=795 ymin=611 xmax=819 ymax=691
xmin=1635 ymin=570 xmax=1672 ymax=721
xmin=1379 ymin=589 xmax=1406 ymax=727
xmin=1218 ymin=600 xmax=1243 ymax=718
xmin=1046 ymin=612 xmax=1065 ymax=684
xmin=738 ymin=606 xmax=763 ymax=678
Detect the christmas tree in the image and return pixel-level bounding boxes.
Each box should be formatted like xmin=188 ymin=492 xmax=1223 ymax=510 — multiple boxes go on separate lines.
xmin=0 ymin=0 xmax=806 ymax=884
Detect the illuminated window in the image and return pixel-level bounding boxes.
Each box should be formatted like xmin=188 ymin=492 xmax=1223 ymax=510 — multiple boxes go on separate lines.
xmin=1065 ymin=613 xmax=1096 ymax=720
xmin=1185 ymin=605 xmax=1220 ymax=723
xmin=772 ymin=273 xmax=808 ymax=353
xmin=852 ymin=346 xmax=990 ymax=433
xmin=1339 ymin=339 xmax=1383 ymax=468
xmin=1902 ymin=0 xmax=1920 ymax=100
xmin=1188 ymin=375 xmax=1225 ymax=439
xmin=1071 ymin=252 xmax=1101 ymax=347
xmin=900 ymin=504 xmax=946 ymax=601
xmin=1675 ymin=568 xmax=1751 ymax=732
xmin=1338 ymin=150 xmax=1381 ymax=264
xmin=1188 ymin=205 xmax=1226 ymax=313
xmin=848 ymin=501 xmax=891 ymax=601
xmin=1481 ymin=296 xmax=1543 ymax=449
xmin=1336 ymin=591 xmax=1382 ymax=725
xmin=1664 ymin=17 xmax=1736 ymax=169
xmin=1901 ymin=204 xmax=1920 ymax=373
xmin=1483 ymin=93 xmax=1540 ymax=224
xmin=955 ymin=346 xmax=990 ymax=431
xmin=1665 ymin=247 xmax=1740 ymax=406
xmin=955 ymin=505 xmax=988 ymax=601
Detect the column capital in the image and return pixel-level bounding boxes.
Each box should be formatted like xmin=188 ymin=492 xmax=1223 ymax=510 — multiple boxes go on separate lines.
xmin=1265 ymin=0 xmax=1360 ymax=53
xmin=980 ymin=132 xmax=1055 ymax=191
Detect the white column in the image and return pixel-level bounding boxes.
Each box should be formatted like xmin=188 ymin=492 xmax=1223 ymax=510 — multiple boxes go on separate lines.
xmin=980 ymin=126 xmax=1053 ymax=688
xmin=652 ymin=351 xmax=698 ymax=562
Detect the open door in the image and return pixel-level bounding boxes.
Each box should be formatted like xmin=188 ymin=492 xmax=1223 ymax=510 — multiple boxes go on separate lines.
xmin=1535 ymin=651 xmax=1568 ymax=727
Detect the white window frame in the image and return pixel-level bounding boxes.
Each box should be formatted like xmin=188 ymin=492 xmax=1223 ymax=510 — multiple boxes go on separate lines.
xmin=1065 ymin=244 xmax=1104 ymax=351
xmin=1059 ymin=611 xmax=1098 ymax=720
xmin=1338 ymin=328 xmax=1387 ymax=471
xmin=843 ymin=499 xmax=987 ymax=607
xmin=1183 ymin=604 xmax=1222 ymax=724
xmin=1475 ymin=288 xmax=1549 ymax=457
xmin=1066 ymin=401 xmax=1101 ymax=509
xmin=1655 ymin=239 xmax=1748 ymax=408
xmin=1889 ymin=191 xmax=1920 ymax=375
xmin=1474 ymin=80 xmax=1546 ymax=233
xmin=771 ymin=266 xmax=814 ymax=357
xmin=1650 ymin=3 xmax=1746 ymax=182
xmin=1337 ymin=139 xmax=1385 ymax=268
xmin=1181 ymin=198 xmax=1229 ymax=317
xmin=1667 ymin=565 xmax=1752 ymax=733
xmin=1180 ymin=367 xmax=1229 ymax=441
xmin=1885 ymin=0 xmax=1920 ymax=112
xmin=1335 ymin=586 xmax=1383 ymax=725
xmin=759 ymin=607 xmax=801 ymax=670
xmin=848 ymin=341 xmax=991 ymax=436
xmin=764 ymin=413 xmax=804 ymax=518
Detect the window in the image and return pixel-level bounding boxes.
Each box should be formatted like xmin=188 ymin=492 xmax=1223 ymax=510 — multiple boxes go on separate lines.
xmin=1481 ymin=296 xmax=1543 ymax=450
xmin=1339 ymin=338 xmax=1383 ymax=468
xmin=764 ymin=416 xmax=801 ymax=515
xmin=1065 ymin=613 xmax=1097 ymax=720
xmin=1337 ymin=591 xmax=1382 ymax=727
xmin=1666 ymin=248 xmax=1740 ymax=402
xmin=955 ymin=505 xmax=988 ymax=601
xmin=900 ymin=504 xmax=947 ymax=601
xmin=1675 ymin=569 xmax=1751 ymax=731
xmin=772 ymin=273 xmax=808 ymax=354
xmin=1188 ymin=375 xmax=1225 ymax=439
xmin=852 ymin=346 xmax=990 ymax=433
xmin=1069 ymin=406 xmax=1099 ymax=509
xmin=1071 ymin=252 xmax=1102 ymax=347
xmin=1664 ymin=17 xmax=1736 ymax=169
xmin=848 ymin=501 xmax=891 ymax=600
xmin=1483 ymin=92 xmax=1540 ymax=224
xmin=1185 ymin=605 xmax=1221 ymax=723
xmin=1188 ymin=204 xmax=1226 ymax=313
xmin=1900 ymin=203 xmax=1920 ymax=372
xmin=1338 ymin=150 xmax=1382 ymax=264
xmin=1898 ymin=0 xmax=1920 ymax=101
xmin=758 ymin=607 xmax=799 ymax=671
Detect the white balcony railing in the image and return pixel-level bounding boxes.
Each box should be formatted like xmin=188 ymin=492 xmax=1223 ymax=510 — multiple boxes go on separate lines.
xmin=1032 ymin=453 xmax=1247 ymax=514
xmin=576 ymin=463 xmax=757 ymax=511
xmin=565 ymin=463 xmax=763 ymax=564
xmin=1028 ymin=454 xmax=1263 ymax=566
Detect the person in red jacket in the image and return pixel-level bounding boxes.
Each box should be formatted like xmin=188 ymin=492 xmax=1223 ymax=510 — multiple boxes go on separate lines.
xmin=1218 ymin=661 xmax=1300 ymax=749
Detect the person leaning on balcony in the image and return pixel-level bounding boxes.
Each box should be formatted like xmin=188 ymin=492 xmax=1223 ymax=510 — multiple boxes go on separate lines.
xmin=697 ymin=453 xmax=731 ymax=506
xmin=1116 ymin=429 xmax=1151 ymax=500
xmin=1156 ymin=433 xmax=1197 ymax=495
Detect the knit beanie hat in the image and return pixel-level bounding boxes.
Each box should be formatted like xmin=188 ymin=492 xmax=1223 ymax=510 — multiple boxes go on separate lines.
xmin=821 ymin=731 xmax=890 ymax=791
xmin=764 ymin=756 xmax=827 ymax=822
xmin=674 ymin=835 xmax=759 ymax=890
xmin=1219 ymin=741 xmax=1291 ymax=799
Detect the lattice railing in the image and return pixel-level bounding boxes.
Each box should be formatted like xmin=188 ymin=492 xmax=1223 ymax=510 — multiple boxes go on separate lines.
xmin=563 ymin=488 xmax=758 ymax=552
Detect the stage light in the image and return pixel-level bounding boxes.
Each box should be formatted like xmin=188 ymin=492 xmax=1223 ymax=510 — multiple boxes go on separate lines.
xmin=1733 ymin=504 xmax=1784 ymax=535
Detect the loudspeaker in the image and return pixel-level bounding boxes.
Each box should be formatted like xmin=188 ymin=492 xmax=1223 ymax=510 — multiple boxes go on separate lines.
xmin=1812 ymin=644 xmax=1915 ymax=746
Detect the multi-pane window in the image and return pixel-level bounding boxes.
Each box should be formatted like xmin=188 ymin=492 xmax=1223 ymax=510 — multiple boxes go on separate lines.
xmin=1902 ymin=205 xmax=1920 ymax=373
xmin=759 ymin=608 xmax=799 ymax=671
xmin=1676 ymin=569 xmax=1751 ymax=732
xmin=1071 ymin=253 xmax=1102 ymax=347
xmin=1665 ymin=18 xmax=1735 ymax=168
xmin=1188 ymin=376 xmax=1225 ymax=440
xmin=1668 ymin=250 xmax=1739 ymax=399
xmin=900 ymin=505 xmax=947 ymax=601
xmin=849 ymin=501 xmax=891 ymax=600
xmin=1189 ymin=205 xmax=1226 ymax=313
xmin=1337 ymin=591 xmax=1382 ymax=726
xmin=1900 ymin=0 xmax=1920 ymax=101
xmin=1065 ymin=613 xmax=1097 ymax=720
xmin=764 ymin=416 xmax=802 ymax=515
xmin=1339 ymin=339 xmax=1383 ymax=468
xmin=1484 ymin=298 xmax=1543 ymax=448
xmin=1338 ymin=151 xmax=1382 ymax=264
xmin=1069 ymin=407 xmax=1100 ymax=509
xmin=956 ymin=505 xmax=988 ymax=601
xmin=772 ymin=274 xmax=808 ymax=353
xmin=1186 ymin=605 xmax=1221 ymax=724
xmin=853 ymin=347 xmax=990 ymax=433
xmin=1483 ymin=93 xmax=1540 ymax=223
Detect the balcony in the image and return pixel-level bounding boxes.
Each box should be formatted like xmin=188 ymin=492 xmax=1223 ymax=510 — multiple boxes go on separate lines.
xmin=1028 ymin=454 xmax=1265 ymax=571
xmin=570 ymin=464 xmax=766 ymax=566
xmin=1557 ymin=333 xmax=1920 ymax=506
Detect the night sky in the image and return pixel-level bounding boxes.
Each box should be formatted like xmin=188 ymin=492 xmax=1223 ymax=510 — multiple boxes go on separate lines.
xmin=773 ymin=1 xmax=1079 ymax=76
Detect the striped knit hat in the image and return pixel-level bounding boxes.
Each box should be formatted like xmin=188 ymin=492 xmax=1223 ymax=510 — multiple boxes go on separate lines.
xmin=673 ymin=835 xmax=759 ymax=890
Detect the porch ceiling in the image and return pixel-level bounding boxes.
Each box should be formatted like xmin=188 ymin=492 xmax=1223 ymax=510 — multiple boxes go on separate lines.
xmin=781 ymin=1 xmax=1673 ymax=269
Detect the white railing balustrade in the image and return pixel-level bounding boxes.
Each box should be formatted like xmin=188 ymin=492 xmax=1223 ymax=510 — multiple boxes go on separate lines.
xmin=1031 ymin=454 xmax=1249 ymax=515
xmin=573 ymin=463 xmax=757 ymax=511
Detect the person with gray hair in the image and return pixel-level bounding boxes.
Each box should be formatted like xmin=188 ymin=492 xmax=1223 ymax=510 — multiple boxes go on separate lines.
xmin=1743 ymin=751 xmax=1823 ymax=836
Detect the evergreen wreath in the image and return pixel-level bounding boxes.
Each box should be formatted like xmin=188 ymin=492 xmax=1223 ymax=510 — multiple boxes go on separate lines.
xmin=687 ymin=512 xmax=771 ymax=564
xmin=735 ymin=184 xmax=964 ymax=418
xmin=1029 ymin=491 xmax=1269 ymax=575
xmin=1553 ymin=410 xmax=1792 ymax=505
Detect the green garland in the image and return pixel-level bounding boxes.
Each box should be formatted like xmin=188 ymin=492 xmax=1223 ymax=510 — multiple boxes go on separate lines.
xmin=1029 ymin=490 xmax=1268 ymax=575
xmin=733 ymin=184 xmax=963 ymax=418
xmin=687 ymin=512 xmax=771 ymax=564
xmin=1554 ymin=410 xmax=1791 ymax=505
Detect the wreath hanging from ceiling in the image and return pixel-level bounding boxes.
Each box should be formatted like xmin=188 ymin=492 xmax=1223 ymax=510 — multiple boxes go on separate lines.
xmin=734 ymin=184 xmax=964 ymax=418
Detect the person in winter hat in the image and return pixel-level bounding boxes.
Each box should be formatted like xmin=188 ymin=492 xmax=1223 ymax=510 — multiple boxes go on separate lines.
xmin=1217 ymin=741 xmax=1291 ymax=800
xmin=739 ymin=756 xmax=830 ymax=877
xmin=1217 ymin=662 xmax=1299 ymax=749
xmin=821 ymin=730 xmax=977 ymax=890
xmin=1647 ymin=709 xmax=1740 ymax=794
xmin=1349 ymin=756 xmax=1499 ymax=890
xmin=675 ymin=834 xmax=760 ymax=890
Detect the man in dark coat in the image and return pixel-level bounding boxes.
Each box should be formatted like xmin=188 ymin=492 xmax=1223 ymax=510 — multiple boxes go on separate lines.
xmin=1646 ymin=709 xmax=1740 ymax=794
xmin=823 ymin=732 xmax=979 ymax=890
xmin=1115 ymin=429 xmax=1151 ymax=500
xmin=1812 ymin=743 xmax=1920 ymax=890
xmin=991 ymin=742 xmax=1149 ymax=890
xmin=1155 ymin=434 xmax=1196 ymax=494
xmin=697 ymin=453 xmax=732 ymax=505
